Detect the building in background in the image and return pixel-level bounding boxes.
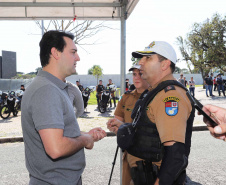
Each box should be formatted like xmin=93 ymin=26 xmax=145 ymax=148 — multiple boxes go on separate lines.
xmin=0 ymin=50 xmax=16 ymax=79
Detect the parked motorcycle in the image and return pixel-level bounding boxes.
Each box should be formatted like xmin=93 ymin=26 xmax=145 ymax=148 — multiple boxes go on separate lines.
xmin=82 ymin=87 xmax=93 ymax=109
xmin=0 ymin=90 xmax=22 ymax=119
xmin=0 ymin=91 xmax=8 ymax=107
xmin=98 ymin=86 xmax=112 ymax=113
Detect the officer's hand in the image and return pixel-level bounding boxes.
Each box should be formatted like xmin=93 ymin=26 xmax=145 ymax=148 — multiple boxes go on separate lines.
xmin=88 ymin=127 xmax=106 ymax=142
xmin=106 ymin=118 xmax=123 ymax=134
xmin=202 ymin=105 xmax=226 ymax=141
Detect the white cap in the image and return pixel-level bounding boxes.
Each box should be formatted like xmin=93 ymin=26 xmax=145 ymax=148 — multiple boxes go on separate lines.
xmin=129 ymin=64 xmax=141 ymax=71
xmin=132 ymin=41 xmax=177 ymax=64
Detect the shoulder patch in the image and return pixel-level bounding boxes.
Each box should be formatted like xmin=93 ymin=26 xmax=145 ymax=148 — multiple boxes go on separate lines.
xmin=163 ymin=96 xmax=180 ymax=116
xmin=164 ymin=85 xmax=176 ymax=93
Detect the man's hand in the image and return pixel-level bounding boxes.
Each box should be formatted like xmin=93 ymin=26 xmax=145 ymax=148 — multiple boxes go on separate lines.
xmin=106 ymin=118 xmax=124 ymax=134
xmin=81 ymin=132 xmax=94 ymax=150
xmin=201 ymin=105 xmax=226 ymax=141
xmin=88 ymin=127 xmax=106 ymax=142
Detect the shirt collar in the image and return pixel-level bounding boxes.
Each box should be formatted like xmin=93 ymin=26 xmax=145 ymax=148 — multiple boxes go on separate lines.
xmin=37 ymin=70 xmax=68 ymax=90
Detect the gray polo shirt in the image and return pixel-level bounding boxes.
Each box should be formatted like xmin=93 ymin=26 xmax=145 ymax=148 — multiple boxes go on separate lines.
xmin=21 ymin=70 xmax=85 ymax=185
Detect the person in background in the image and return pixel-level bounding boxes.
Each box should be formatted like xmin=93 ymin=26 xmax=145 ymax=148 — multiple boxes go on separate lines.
xmin=96 ymin=80 xmax=104 ymax=106
xmin=213 ymin=76 xmax=217 ymax=91
xmin=67 ymin=81 xmax=84 ymax=117
xmin=216 ymin=74 xmax=225 ymax=96
xmin=178 ymin=74 xmax=185 ymax=86
xmin=125 ymin=79 xmax=130 ymax=91
xmin=21 ymin=30 xmax=106 ymax=185
xmin=76 ymin=81 xmax=84 ymax=92
xmin=107 ymin=79 xmax=116 ymax=108
xmin=184 ymin=77 xmax=188 ymax=87
xmin=204 ymin=75 xmax=210 ymax=97
xmin=189 ymin=77 xmax=195 ymax=97
xmin=209 ymin=73 xmax=214 ymax=96
xmin=20 ymin=85 xmax=25 ymax=91
xmin=107 ymin=63 xmax=149 ymax=185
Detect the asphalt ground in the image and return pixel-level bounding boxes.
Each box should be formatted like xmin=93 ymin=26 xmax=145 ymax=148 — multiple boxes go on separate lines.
xmin=0 ymin=132 xmax=226 ymax=185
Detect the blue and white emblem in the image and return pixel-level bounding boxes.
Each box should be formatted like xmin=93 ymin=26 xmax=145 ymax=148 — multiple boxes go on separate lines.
xmin=163 ymin=96 xmax=180 ymax=116
xmin=165 ymin=101 xmax=178 ymax=116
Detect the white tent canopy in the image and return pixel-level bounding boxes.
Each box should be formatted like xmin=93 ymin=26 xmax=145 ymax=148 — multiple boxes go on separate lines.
xmin=0 ymin=0 xmax=139 ymax=20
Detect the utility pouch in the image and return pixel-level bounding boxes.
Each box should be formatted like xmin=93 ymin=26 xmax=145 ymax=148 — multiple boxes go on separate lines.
xmin=117 ymin=105 xmax=141 ymax=150
xmin=117 ymin=123 xmax=136 ymax=150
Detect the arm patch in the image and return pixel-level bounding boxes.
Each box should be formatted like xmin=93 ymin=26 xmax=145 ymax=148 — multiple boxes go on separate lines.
xmin=164 ymin=85 xmax=176 ymax=93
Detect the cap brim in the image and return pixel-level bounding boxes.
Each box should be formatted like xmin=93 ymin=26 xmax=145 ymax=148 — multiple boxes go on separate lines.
xmin=132 ymin=51 xmax=156 ymax=58
xmin=129 ymin=67 xmax=136 ymax=71
xmin=129 ymin=64 xmax=140 ymax=72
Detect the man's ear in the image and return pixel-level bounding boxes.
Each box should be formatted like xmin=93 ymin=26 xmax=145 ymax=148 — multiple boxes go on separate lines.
xmin=161 ymin=59 xmax=171 ymax=71
xmin=51 ymin=47 xmax=60 ymax=60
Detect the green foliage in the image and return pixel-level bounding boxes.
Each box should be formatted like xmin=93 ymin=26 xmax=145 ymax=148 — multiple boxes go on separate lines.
xmin=177 ymin=13 xmax=226 ymax=79
xmin=88 ymin=65 xmax=103 ymax=84
xmin=12 ymin=73 xmax=36 ymax=79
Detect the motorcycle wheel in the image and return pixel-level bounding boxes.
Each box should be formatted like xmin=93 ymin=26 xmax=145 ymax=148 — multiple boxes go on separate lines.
xmin=0 ymin=105 xmax=11 ymax=119
xmin=13 ymin=104 xmax=20 ymax=116
xmin=98 ymin=101 xmax=106 ymax=113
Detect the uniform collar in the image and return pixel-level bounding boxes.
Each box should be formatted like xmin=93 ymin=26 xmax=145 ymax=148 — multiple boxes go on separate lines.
xmin=148 ymin=74 xmax=176 ymax=91
xmin=37 ymin=70 xmax=68 ymax=90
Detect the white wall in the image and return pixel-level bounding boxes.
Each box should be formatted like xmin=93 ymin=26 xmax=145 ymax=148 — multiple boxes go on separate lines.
xmin=66 ymin=73 xmax=223 ymax=88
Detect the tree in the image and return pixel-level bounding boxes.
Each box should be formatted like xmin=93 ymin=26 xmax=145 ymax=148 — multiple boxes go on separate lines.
xmin=35 ymin=20 xmax=113 ymax=46
xmin=88 ymin=65 xmax=103 ymax=84
xmin=177 ymin=13 xmax=226 ymax=83
xmin=35 ymin=67 xmax=42 ymax=74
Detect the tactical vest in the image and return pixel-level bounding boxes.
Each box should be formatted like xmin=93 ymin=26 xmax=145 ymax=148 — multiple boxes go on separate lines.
xmin=97 ymin=85 xmax=104 ymax=92
xmin=127 ymin=80 xmax=195 ymax=162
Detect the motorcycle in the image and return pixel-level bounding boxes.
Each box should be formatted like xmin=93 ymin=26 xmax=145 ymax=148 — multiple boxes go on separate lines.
xmin=0 ymin=90 xmax=22 ymax=119
xmin=98 ymin=86 xmax=114 ymax=113
xmin=0 ymin=91 xmax=8 ymax=107
xmin=82 ymin=87 xmax=93 ymax=110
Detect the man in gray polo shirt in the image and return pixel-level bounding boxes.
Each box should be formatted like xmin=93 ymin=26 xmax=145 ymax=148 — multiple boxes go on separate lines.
xmin=21 ymin=30 xmax=106 ymax=185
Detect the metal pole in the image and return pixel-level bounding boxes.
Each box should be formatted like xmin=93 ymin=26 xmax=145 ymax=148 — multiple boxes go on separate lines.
xmin=41 ymin=20 xmax=44 ymax=36
xmin=120 ymin=3 xmax=127 ymax=185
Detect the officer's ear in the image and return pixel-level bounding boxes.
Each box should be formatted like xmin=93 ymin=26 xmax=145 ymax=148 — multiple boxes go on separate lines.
xmin=161 ymin=59 xmax=171 ymax=71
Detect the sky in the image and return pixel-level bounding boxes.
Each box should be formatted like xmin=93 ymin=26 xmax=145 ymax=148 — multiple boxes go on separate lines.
xmin=0 ymin=0 xmax=226 ymax=75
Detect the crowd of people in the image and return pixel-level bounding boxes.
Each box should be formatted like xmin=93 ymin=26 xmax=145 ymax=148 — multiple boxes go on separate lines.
xmin=177 ymin=73 xmax=225 ymax=98
xmin=20 ymin=30 xmax=225 ymax=185
xmin=204 ymin=73 xmax=225 ymax=97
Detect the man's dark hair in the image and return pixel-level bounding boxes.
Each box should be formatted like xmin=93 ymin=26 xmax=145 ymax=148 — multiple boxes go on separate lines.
xmin=39 ymin=30 xmax=74 ymax=67
xmin=21 ymin=85 xmax=24 ymax=87
xmin=76 ymin=81 xmax=79 ymax=83
xmin=157 ymin=54 xmax=175 ymax=73
xmin=99 ymin=80 xmax=102 ymax=82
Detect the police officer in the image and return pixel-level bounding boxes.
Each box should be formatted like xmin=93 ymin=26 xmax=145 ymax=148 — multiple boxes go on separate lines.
xmin=76 ymin=81 xmax=84 ymax=92
xmin=96 ymin=80 xmax=105 ymax=106
xmin=111 ymin=41 xmax=195 ymax=185
xmin=107 ymin=79 xmax=117 ymax=107
xmin=107 ymin=64 xmax=149 ymax=185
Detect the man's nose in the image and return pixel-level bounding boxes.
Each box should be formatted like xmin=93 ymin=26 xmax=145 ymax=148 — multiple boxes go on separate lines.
xmin=75 ymin=53 xmax=80 ymax=61
xmin=138 ymin=58 xmax=144 ymax=65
